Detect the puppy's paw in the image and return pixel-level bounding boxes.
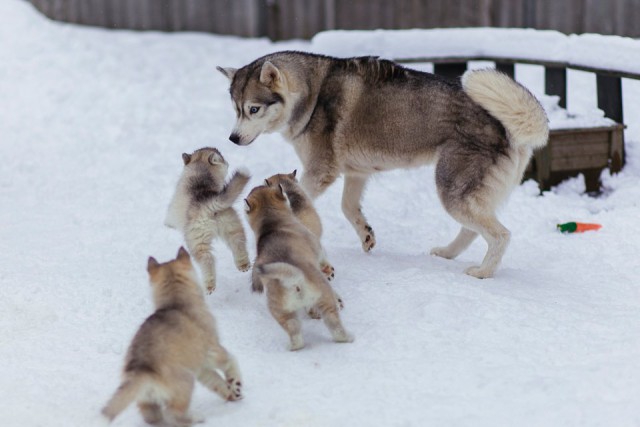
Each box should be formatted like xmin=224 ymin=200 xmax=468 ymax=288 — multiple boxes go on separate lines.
xmin=307 ymin=307 xmax=322 ymax=319
xmin=288 ymin=335 xmax=305 ymax=351
xmin=235 ymin=166 xmax=251 ymax=178
xmin=205 ymin=279 xmax=216 ymax=294
xmin=464 ymin=265 xmax=494 ymax=279
xmin=333 ymin=330 xmax=354 ymax=344
xmin=361 ymin=225 xmax=376 ymax=252
xmin=430 ymin=246 xmax=456 ymax=259
xmin=235 ymin=259 xmax=251 ymax=272
xmin=321 ymin=262 xmax=335 ymax=281
xmin=226 ymin=378 xmax=243 ymax=401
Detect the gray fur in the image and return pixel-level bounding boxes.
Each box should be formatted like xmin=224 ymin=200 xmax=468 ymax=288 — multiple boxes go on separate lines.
xmin=219 ymin=51 xmax=549 ymax=278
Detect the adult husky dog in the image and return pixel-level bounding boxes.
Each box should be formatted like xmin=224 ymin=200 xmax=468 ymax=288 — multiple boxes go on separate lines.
xmin=217 ymin=52 xmax=548 ymax=278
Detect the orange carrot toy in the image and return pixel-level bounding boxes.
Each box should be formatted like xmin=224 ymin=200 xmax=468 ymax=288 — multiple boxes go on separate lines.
xmin=557 ymin=222 xmax=602 ymax=233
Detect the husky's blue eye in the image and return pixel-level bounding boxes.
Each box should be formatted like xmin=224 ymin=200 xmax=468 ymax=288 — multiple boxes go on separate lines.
xmin=249 ymin=106 xmax=260 ymax=114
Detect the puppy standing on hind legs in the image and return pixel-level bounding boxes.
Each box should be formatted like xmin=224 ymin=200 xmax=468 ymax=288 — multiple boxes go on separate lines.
xmin=244 ymin=184 xmax=353 ymax=351
xmin=165 ymin=147 xmax=251 ymax=293
xmin=101 ymin=247 xmax=242 ymax=426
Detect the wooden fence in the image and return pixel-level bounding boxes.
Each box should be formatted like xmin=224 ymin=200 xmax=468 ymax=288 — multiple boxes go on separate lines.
xmin=27 ymin=0 xmax=640 ymax=40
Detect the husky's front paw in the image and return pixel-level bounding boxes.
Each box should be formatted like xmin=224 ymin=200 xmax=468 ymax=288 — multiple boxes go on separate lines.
xmin=464 ymin=265 xmax=494 ymax=279
xmin=226 ymin=378 xmax=243 ymax=401
xmin=361 ymin=225 xmax=376 ymax=252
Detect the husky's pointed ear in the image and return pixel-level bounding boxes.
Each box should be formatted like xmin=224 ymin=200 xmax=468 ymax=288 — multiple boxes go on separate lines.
xmin=244 ymin=198 xmax=252 ymax=213
xmin=216 ymin=66 xmax=237 ymax=82
xmin=177 ymin=246 xmax=190 ymax=261
xmin=260 ymin=61 xmax=283 ymax=88
xmin=289 ymin=169 xmax=297 ymax=179
xmin=182 ymin=153 xmax=192 ymax=165
xmin=264 ymin=178 xmax=272 ymax=187
xmin=147 ymin=256 xmax=160 ymax=273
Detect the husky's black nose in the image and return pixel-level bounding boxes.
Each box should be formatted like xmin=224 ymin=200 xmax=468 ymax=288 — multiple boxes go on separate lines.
xmin=229 ymin=133 xmax=240 ymax=145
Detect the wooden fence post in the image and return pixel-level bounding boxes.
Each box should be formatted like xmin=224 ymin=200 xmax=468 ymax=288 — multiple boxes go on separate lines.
xmin=597 ymin=74 xmax=625 ymax=171
xmin=545 ymin=66 xmax=567 ymax=108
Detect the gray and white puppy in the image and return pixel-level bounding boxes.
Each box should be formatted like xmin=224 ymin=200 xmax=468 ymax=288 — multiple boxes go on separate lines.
xmin=165 ymin=147 xmax=250 ymax=293
xmin=217 ymin=52 xmax=549 ymax=278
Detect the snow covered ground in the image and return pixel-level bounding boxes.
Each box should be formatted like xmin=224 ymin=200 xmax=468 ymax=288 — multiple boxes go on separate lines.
xmin=1 ymin=1 xmax=639 ymax=426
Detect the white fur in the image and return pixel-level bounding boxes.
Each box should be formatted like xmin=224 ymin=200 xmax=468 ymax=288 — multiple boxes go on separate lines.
xmin=462 ymin=69 xmax=549 ymax=149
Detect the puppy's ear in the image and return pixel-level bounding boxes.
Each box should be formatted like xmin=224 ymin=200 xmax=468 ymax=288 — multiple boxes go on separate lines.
xmin=260 ymin=61 xmax=283 ymax=88
xmin=277 ymin=184 xmax=291 ymax=206
xmin=264 ymin=178 xmax=272 ymax=187
xmin=147 ymin=257 xmax=160 ymax=274
xmin=182 ymin=153 xmax=191 ymax=165
xmin=289 ymin=169 xmax=297 ymax=179
xmin=216 ymin=66 xmax=237 ymax=82
xmin=177 ymin=246 xmax=190 ymax=261
xmin=244 ymin=199 xmax=252 ymax=213
xmin=208 ymin=152 xmax=224 ymax=165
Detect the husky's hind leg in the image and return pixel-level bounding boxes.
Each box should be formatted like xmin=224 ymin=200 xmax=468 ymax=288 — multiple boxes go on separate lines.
xmin=431 ymin=227 xmax=478 ymax=259
xmin=462 ymin=215 xmax=510 ymax=279
xmin=269 ymin=306 xmax=304 ymax=351
xmin=137 ymin=402 xmax=163 ymax=424
xmin=341 ymin=174 xmax=375 ymax=252
xmin=186 ymin=237 xmax=216 ymax=293
xmin=165 ymin=371 xmax=200 ymax=427
xmin=219 ymin=210 xmax=251 ymax=272
xmin=308 ymin=270 xmax=353 ymax=343
xmin=199 ymin=346 xmax=242 ymax=401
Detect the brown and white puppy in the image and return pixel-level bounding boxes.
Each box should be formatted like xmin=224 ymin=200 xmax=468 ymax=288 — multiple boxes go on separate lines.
xmin=102 ymin=247 xmax=242 ymax=426
xmin=263 ymin=170 xmax=334 ymax=281
xmin=165 ymin=147 xmax=250 ymax=293
xmin=245 ymin=185 xmax=353 ymax=351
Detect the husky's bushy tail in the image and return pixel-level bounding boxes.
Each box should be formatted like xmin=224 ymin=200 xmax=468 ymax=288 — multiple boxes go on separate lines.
xmin=462 ymin=69 xmax=549 ymax=149
xmin=101 ymin=374 xmax=148 ymax=422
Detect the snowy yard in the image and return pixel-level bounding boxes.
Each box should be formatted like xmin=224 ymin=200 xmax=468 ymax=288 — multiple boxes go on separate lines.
xmin=1 ymin=1 xmax=639 ymax=426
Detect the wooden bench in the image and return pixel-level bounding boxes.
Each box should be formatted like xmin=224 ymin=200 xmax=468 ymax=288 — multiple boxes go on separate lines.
xmin=396 ymin=56 xmax=631 ymax=193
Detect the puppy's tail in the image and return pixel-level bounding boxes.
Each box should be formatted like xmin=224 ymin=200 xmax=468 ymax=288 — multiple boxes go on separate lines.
xmin=257 ymin=262 xmax=305 ymax=289
xmin=462 ymin=69 xmax=549 ymax=149
xmin=101 ymin=374 xmax=148 ymax=422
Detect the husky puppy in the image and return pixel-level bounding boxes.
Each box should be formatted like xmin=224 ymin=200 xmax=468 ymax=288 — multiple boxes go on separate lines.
xmin=244 ymin=184 xmax=353 ymax=350
xmin=165 ymin=147 xmax=251 ymax=293
xmin=263 ymin=170 xmax=334 ymax=280
xmin=102 ymin=247 xmax=242 ymax=426
xmin=217 ymin=52 xmax=549 ymax=278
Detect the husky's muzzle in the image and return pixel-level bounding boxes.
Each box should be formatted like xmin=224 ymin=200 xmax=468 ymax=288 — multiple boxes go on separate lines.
xmin=229 ymin=133 xmax=240 ymax=145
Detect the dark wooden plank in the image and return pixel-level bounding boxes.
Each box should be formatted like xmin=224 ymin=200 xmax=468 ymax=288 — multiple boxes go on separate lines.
xmin=551 ymin=154 xmax=609 ymax=171
xmin=495 ymin=62 xmax=515 ymax=78
xmin=597 ymin=74 xmax=623 ymax=123
xmin=545 ymin=66 xmax=567 ymax=109
xmin=433 ymin=62 xmax=467 ymax=80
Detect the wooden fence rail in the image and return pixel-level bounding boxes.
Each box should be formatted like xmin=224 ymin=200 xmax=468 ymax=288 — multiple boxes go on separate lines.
xmin=28 ymin=0 xmax=640 ymax=40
